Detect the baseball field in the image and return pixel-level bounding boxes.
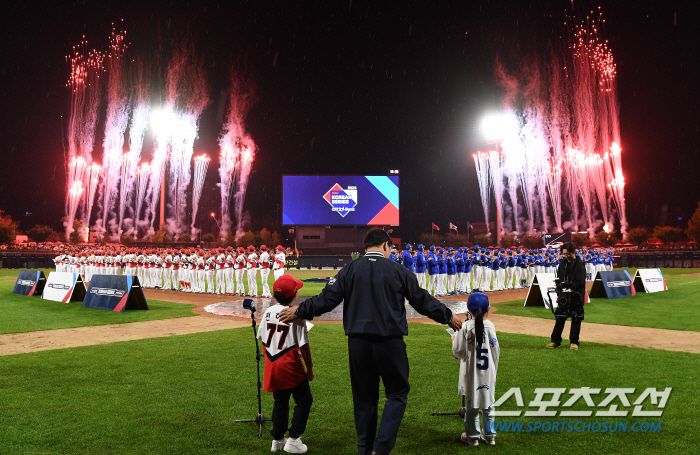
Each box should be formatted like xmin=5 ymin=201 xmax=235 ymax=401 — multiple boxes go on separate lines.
xmin=1 ymin=268 xmax=698 ymax=454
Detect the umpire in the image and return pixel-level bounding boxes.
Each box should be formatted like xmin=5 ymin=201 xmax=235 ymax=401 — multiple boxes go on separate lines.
xmin=547 ymin=242 xmax=586 ymax=350
xmin=280 ymin=228 xmax=462 ymax=455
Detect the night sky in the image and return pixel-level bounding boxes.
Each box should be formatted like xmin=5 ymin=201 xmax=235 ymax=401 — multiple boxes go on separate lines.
xmin=1 ymin=0 xmax=698 ymax=242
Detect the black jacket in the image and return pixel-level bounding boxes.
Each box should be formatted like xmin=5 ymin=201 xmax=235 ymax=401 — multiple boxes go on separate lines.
xmin=295 ymin=251 xmax=453 ymax=337
xmin=556 ymin=256 xmax=586 ymax=304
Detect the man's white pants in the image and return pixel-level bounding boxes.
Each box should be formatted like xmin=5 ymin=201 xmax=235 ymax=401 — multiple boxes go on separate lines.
xmin=197 ymin=270 xmax=206 ymax=292
xmin=260 ymin=268 xmax=271 ymax=296
xmin=475 ymin=267 xmax=484 ymax=290
xmin=447 ymin=274 xmax=456 ymax=294
xmin=416 ymin=271 xmax=426 ymax=289
xmin=225 ymin=268 xmax=234 ymax=294
xmin=162 ymin=267 xmax=172 ymax=289
xmin=482 ymin=269 xmax=492 ymax=291
xmin=439 ymin=274 xmax=447 ymax=295
xmin=171 ymin=269 xmax=180 ymax=290
xmin=215 ymin=269 xmax=225 ymax=293
xmin=236 ymin=269 xmax=246 ymax=294
xmin=206 ymin=271 xmax=215 ymax=293
xmin=247 ymin=269 xmax=258 ymax=296
xmin=427 ymin=274 xmax=436 ymax=295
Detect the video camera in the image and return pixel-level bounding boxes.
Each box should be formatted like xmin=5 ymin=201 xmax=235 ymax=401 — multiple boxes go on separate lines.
xmin=546 ymin=278 xmax=580 ymax=317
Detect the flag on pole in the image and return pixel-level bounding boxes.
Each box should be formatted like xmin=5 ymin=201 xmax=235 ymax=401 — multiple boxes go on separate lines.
xmin=432 ymin=223 xmax=440 ymax=231
xmin=449 ymin=222 xmax=458 ymax=232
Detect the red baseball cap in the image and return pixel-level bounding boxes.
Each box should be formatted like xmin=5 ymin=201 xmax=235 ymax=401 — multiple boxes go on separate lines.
xmin=273 ymin=275 xmax=304 ymax=299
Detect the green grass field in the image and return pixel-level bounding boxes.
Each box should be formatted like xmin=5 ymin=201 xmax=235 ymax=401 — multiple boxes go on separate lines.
xmin=0 ymin=324 xmax=697 ymax=454
xmin=1 ymin=266 xmax=698 ymax=454
xmin=0 ymin=269 xmax=335 ymax=335
xmin=0 ymin=270 xmax=195 ymax=334
xmin=493 ymin=268 xmax=700 ymax=332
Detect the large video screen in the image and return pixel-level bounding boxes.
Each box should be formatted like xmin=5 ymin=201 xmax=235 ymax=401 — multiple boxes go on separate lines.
xmin=282 ymin=175 xmax=399 ymax=226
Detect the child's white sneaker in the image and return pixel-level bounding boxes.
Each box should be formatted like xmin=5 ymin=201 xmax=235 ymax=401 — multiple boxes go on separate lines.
xmin=480 ymin=434 xmax=496 ymax=445
xmin=283 ymin=437 xmax=308 ymax=453
xmin=271 ymin=438 xmax=287 ymax=452
xmin=461 ymin=433 xmax=479 ymax=446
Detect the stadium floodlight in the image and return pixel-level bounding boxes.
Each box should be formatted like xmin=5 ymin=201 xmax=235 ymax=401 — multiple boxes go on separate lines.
xmin=481 ymin=112 xmax=518 ymax=141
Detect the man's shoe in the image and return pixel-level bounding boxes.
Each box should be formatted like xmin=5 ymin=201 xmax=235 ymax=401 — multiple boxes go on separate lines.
xmin=271 ymin=438 xmax=287 ymax=452
xmin=570 ymin=343 xmax=579 ymax=350
xmin=283 ymin=437 xmax=307 ymax=454
xmin=546 ymin=342 xmax=560 ymax=348
xmin=480 ymin=434 xmax=496 ymax=446
xmin=461 ymin=433 xmax=479 ymax=446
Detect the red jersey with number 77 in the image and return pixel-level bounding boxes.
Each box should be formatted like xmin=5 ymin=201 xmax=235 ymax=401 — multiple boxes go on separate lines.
xmin=256 ymin=304 xmax=310 ymax=392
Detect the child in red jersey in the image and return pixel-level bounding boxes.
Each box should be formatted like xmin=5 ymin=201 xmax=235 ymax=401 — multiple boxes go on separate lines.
xmin=257 ymin=275 xmax=314 ymax=454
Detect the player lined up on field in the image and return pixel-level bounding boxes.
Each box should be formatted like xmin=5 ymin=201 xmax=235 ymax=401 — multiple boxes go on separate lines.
xmin=389 ymin=244 xmax=614 ymax=296
xmin=52 ymin=245 xmax=287 ymax=296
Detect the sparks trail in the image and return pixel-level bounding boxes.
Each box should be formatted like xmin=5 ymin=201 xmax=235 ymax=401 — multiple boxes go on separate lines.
xmin=475 ymin=9 xmax=627 ymax=239
xmin=64 ymin=37 xmax=104 ymax=240
xmin=191 ymin=154 xmax=210 ymax=237
xmin=119 ymin=59 xmax=150 ymax=237
xmin=97 ymin=24 xmax=130 ymax=240
xmin=218 ymin=67 xmax=257 ymax=241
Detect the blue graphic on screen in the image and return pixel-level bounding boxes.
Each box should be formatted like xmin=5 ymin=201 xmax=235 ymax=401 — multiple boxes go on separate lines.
xmin=283 ymin=176 xmax=399 ymax=225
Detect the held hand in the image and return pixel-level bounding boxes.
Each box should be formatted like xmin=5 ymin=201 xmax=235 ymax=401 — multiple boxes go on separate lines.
xmin=279 ymin=305 xmax=298 ymax=323
xmin=307 ymin=370 xmax=315 ymax=381
xmin=448 ymin=316 xmax=463 ymax=331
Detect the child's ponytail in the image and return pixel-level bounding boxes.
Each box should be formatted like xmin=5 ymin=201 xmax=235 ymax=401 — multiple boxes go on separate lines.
xmin=473 ymin=309 xmax=484 ymax=346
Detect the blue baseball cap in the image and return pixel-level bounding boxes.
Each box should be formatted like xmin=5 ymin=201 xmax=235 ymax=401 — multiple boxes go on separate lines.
xmin=405 ymin=243 xmax=412 ymax=249
xmin=391 ymin=244 xmax=397 ymax=249
xmin=458 ymin=247 xmax=463 ymax=252
xmin=486 ymin=249 xmax=491 ymax=254
xmin=474 ymin=245 xmax=480 ymax=249
xmin=516 ymin=249 xmax=521 ymax=253
xmin=500 ymin=248 xmax=505 ymax=253
xmin=430 ymin=245 xmax=435 ymax=251
xmin=439 ymin=248 xmax=445 ymax=253
xmin=418 ymin=244 xmax=425 ymax=249
xmin=467 ymin=292 xmax=490 ymax=313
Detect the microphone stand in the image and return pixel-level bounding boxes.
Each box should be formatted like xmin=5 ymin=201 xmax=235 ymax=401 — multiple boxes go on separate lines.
xmin=233 ymin=305 xmax=271 ymax=437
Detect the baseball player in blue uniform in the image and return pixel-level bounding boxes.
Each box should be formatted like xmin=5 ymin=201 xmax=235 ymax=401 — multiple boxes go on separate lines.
xmin=390 ymin=245 xmax=400 ymax=264
xmin=446 ymin=248 xmax=457 ymax=295
xmin=437 ymin=248 xmax=448 ymax=296
xmin=415 ymin=244 xmax=427 ymax=289
xmin=402 ymin=244 xmax=414 ymax=272
xmin=427 ymin=245 xmax=439 ymax=295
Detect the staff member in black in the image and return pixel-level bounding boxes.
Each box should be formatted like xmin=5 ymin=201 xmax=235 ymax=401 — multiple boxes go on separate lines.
xmin=547 ymin=242 xmax=586 ymax=350
xmin=280 ymin=229 xmax=462 ymax=455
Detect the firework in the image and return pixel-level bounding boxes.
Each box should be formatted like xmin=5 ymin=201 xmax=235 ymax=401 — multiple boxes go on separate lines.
xmin=475 ymin=10 xmax=627 ymax=239
xmin=218 ymin=69 xmax=257 ymax=240
xmin=134 ymin=162 xmax=150 ymax=238
xmin=80 ymin=163 xmax=101 ymax=242
xmin=64 ymin=37 xmax=103 ymax=240
xmin=119 ymin=58 xmax=150 ymax=236
xmin=473 ymin=152 xmax=491 ymax=235
xmin=96 ymin=25 xmax=130 ymax=240
xmin=190 ymin=154 xmax=210 ymax=236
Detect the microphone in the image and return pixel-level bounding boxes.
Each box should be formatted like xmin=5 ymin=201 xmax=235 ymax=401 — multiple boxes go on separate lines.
xmin=242 ymin=298 xmax=256 ymax=312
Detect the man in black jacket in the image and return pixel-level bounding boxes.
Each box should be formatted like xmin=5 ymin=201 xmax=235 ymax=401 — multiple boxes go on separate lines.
xmin=547 ymin=242 xmax=586 ymax=350
xmin=280 ymin=229 xmax=462 ymax=455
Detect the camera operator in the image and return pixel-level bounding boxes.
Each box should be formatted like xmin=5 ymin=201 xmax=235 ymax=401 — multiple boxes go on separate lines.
xmin=547 ymin=242 xmax=586 ymax=350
